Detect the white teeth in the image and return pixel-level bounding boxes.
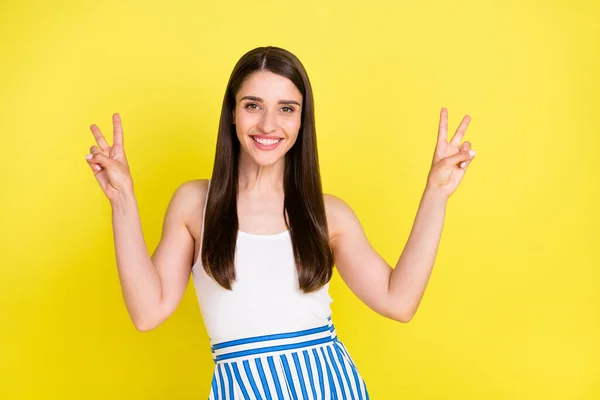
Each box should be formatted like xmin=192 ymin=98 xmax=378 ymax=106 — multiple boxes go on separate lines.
xmin=253 ymin=137 xmax=282 ymax=145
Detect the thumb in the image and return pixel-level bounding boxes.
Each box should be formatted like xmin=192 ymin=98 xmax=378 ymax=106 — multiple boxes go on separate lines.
xmin=444 ymin=149 xmax=476 ymax=166
xmin=91 ymin=153 xmax=118 ymax=169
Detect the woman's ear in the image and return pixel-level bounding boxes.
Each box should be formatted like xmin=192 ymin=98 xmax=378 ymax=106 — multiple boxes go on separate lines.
xmin=232 ymin=109 xmax=235 ymax=124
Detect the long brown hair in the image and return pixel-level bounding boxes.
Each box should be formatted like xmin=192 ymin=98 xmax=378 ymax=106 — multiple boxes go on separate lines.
xmin=200 ymin=46 xmax=333 ymax=293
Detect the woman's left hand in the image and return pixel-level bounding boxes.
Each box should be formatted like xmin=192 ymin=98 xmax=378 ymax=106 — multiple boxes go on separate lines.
xmin=425 ymin=107 xmax=476 ymax=199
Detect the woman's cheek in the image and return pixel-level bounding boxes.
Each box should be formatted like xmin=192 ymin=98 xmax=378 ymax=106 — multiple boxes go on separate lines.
xmin=283 ymin=120 xmax=301 ymax=136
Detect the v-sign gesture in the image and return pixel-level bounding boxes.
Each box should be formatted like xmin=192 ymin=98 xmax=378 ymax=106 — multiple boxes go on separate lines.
xmin=85 ymin=113 xmax=133 ymax=202
xmin=426 ymin=107 xmax=476 ymax=198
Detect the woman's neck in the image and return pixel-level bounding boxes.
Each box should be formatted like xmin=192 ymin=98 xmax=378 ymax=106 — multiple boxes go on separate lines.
xmin=237 ymin=153 xmax=285 ymax=193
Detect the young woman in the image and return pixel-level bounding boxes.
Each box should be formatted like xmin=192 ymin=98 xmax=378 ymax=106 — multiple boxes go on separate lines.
xmin=85 ymin=46 xmax=476 ymax=399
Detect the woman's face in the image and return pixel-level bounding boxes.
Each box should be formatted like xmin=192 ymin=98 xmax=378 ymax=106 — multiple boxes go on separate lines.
xmin=233 ymin=70 xmax=303 ymax=167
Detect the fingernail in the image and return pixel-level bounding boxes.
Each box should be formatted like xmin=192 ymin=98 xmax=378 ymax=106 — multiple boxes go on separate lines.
xmin=460 ymin=161 xmax=467 ymax=168
xmin=468 ymin=150 xmax=476 ymax=157
xmin=86 ymin=154 xmax=92 ymax=159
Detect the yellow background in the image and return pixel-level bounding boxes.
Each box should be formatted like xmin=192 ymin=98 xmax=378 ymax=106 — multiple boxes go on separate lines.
xmin=1 ymin=0 xmax=598 ymax=398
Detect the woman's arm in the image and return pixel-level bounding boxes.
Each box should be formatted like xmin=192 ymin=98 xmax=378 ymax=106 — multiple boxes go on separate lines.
xmin=86 ymin=114 xmax=205 ymax=332
xmin=111 ymin=179 xmax=206 ymax=331
xmin=327 ymin=108 xmax=476 ymax=322
xmin=327 ymin=189 xmax=447 ymax=323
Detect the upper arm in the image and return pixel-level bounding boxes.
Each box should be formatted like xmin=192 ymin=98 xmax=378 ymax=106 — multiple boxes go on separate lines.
xmin=150 ymin=179 xmax=207 ymax=322
xmin=325 ymin=194 xmax=403 ymax=322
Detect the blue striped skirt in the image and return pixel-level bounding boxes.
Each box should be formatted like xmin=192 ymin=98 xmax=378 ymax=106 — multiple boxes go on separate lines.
xmin=208 ymin=317 xmax=369 ymax=399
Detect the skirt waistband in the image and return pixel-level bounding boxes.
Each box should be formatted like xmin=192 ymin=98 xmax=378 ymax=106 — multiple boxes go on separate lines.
xmin=210 ymin=316 xmax=338 ymax=363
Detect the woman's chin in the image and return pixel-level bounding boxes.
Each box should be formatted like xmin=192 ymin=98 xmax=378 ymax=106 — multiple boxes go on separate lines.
xmin=254 ymin=154 xmax=284 ymax=167
xmin=241 ymin=149 xmax=285 ymax=167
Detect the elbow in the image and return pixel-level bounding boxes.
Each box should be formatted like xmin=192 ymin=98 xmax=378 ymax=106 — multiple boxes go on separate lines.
xmin=134 ymin=321 xmax=158 ymax=332
xmin=391 ymin=312 xmax=413 ymax=323
xmin=386 ymin=306 xmax=415 ymax=323
xmin=132 ymin=314 xmax=163 ymax=332
xmin=398 ymin=312 xmax=414 ymax=323
xmin=129 ymin=304 xmax=170 ymax=332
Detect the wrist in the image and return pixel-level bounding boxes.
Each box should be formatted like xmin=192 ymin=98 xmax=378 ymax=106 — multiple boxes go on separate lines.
xmin=110 ymin=185 xmax=137 ymax=213
xmin=423 ymin=186 xmax=449 ymax=205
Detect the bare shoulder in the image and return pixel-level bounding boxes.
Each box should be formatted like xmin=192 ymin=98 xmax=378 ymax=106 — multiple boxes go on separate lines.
xmin=175 ymin=178 xmax=209 ymax=201
xmin=323 ymin=193 xmax=359 ymax=242
xmin=169 ymin=179 xmax=209 ymax=240
xmin=171 ymin=179 xmax=208 ymax=213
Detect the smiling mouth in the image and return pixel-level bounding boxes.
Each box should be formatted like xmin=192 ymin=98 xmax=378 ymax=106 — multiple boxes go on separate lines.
xmin=251 ymin=136 xmax=283 ymax=145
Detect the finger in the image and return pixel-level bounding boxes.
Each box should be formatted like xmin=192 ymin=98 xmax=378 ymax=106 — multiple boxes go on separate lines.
xmin=460 ymin=156 xmax=475 ymax=169
xmin=444 ymin=149 xmax=476 ymax=167
xmin=459 ymin=141 xmax=471 ymax=151
xmin=89 ymin=145 xmax=103 ymax=154
xmin=90 ymin=152 xmax=116 ymax=168
xmin=450 ymin=114 xmax=471 ymax=147
xmin=113 ymin=113 xmax=124 ymax=146
xmin=459 ymin=142 xmax=473 ymax=169
xmin=85 ymin=155 xmax=102 ymax=171
xmin=437 ymin=107 xmax=448 ymax=144
xmin=90 ymin=124 xmax=110 ymax=151
xmin=89 ymin=161 xmax=102 ymax=171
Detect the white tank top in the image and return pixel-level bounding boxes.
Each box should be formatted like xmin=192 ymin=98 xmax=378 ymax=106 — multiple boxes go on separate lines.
xmin=191 ymin=180 xmax=333 ymax=344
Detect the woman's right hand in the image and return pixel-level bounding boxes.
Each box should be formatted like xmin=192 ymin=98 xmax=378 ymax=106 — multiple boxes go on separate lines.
xmin=86 ymin=113 xmax=133 ymax=203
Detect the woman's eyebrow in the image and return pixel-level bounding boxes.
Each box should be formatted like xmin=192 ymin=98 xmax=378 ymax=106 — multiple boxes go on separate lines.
xmin=240 ymin=95 xmax=301 ymax=107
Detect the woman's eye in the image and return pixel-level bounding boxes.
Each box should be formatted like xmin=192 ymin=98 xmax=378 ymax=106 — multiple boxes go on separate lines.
xmin=243 ymin=103 xmax=294 ymax=113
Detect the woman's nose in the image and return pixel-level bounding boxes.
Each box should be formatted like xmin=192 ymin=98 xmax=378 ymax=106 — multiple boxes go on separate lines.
xmin=257 ymin=110 xmax=277 ymax=133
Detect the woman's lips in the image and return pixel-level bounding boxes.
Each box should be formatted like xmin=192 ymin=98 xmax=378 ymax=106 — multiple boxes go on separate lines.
xmin=251 ymin=135 xmax=283 ymax=151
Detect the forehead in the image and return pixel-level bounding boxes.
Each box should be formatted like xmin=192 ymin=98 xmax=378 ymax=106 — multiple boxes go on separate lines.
xmin=237 ymin=70 xmax=302 ymax=101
